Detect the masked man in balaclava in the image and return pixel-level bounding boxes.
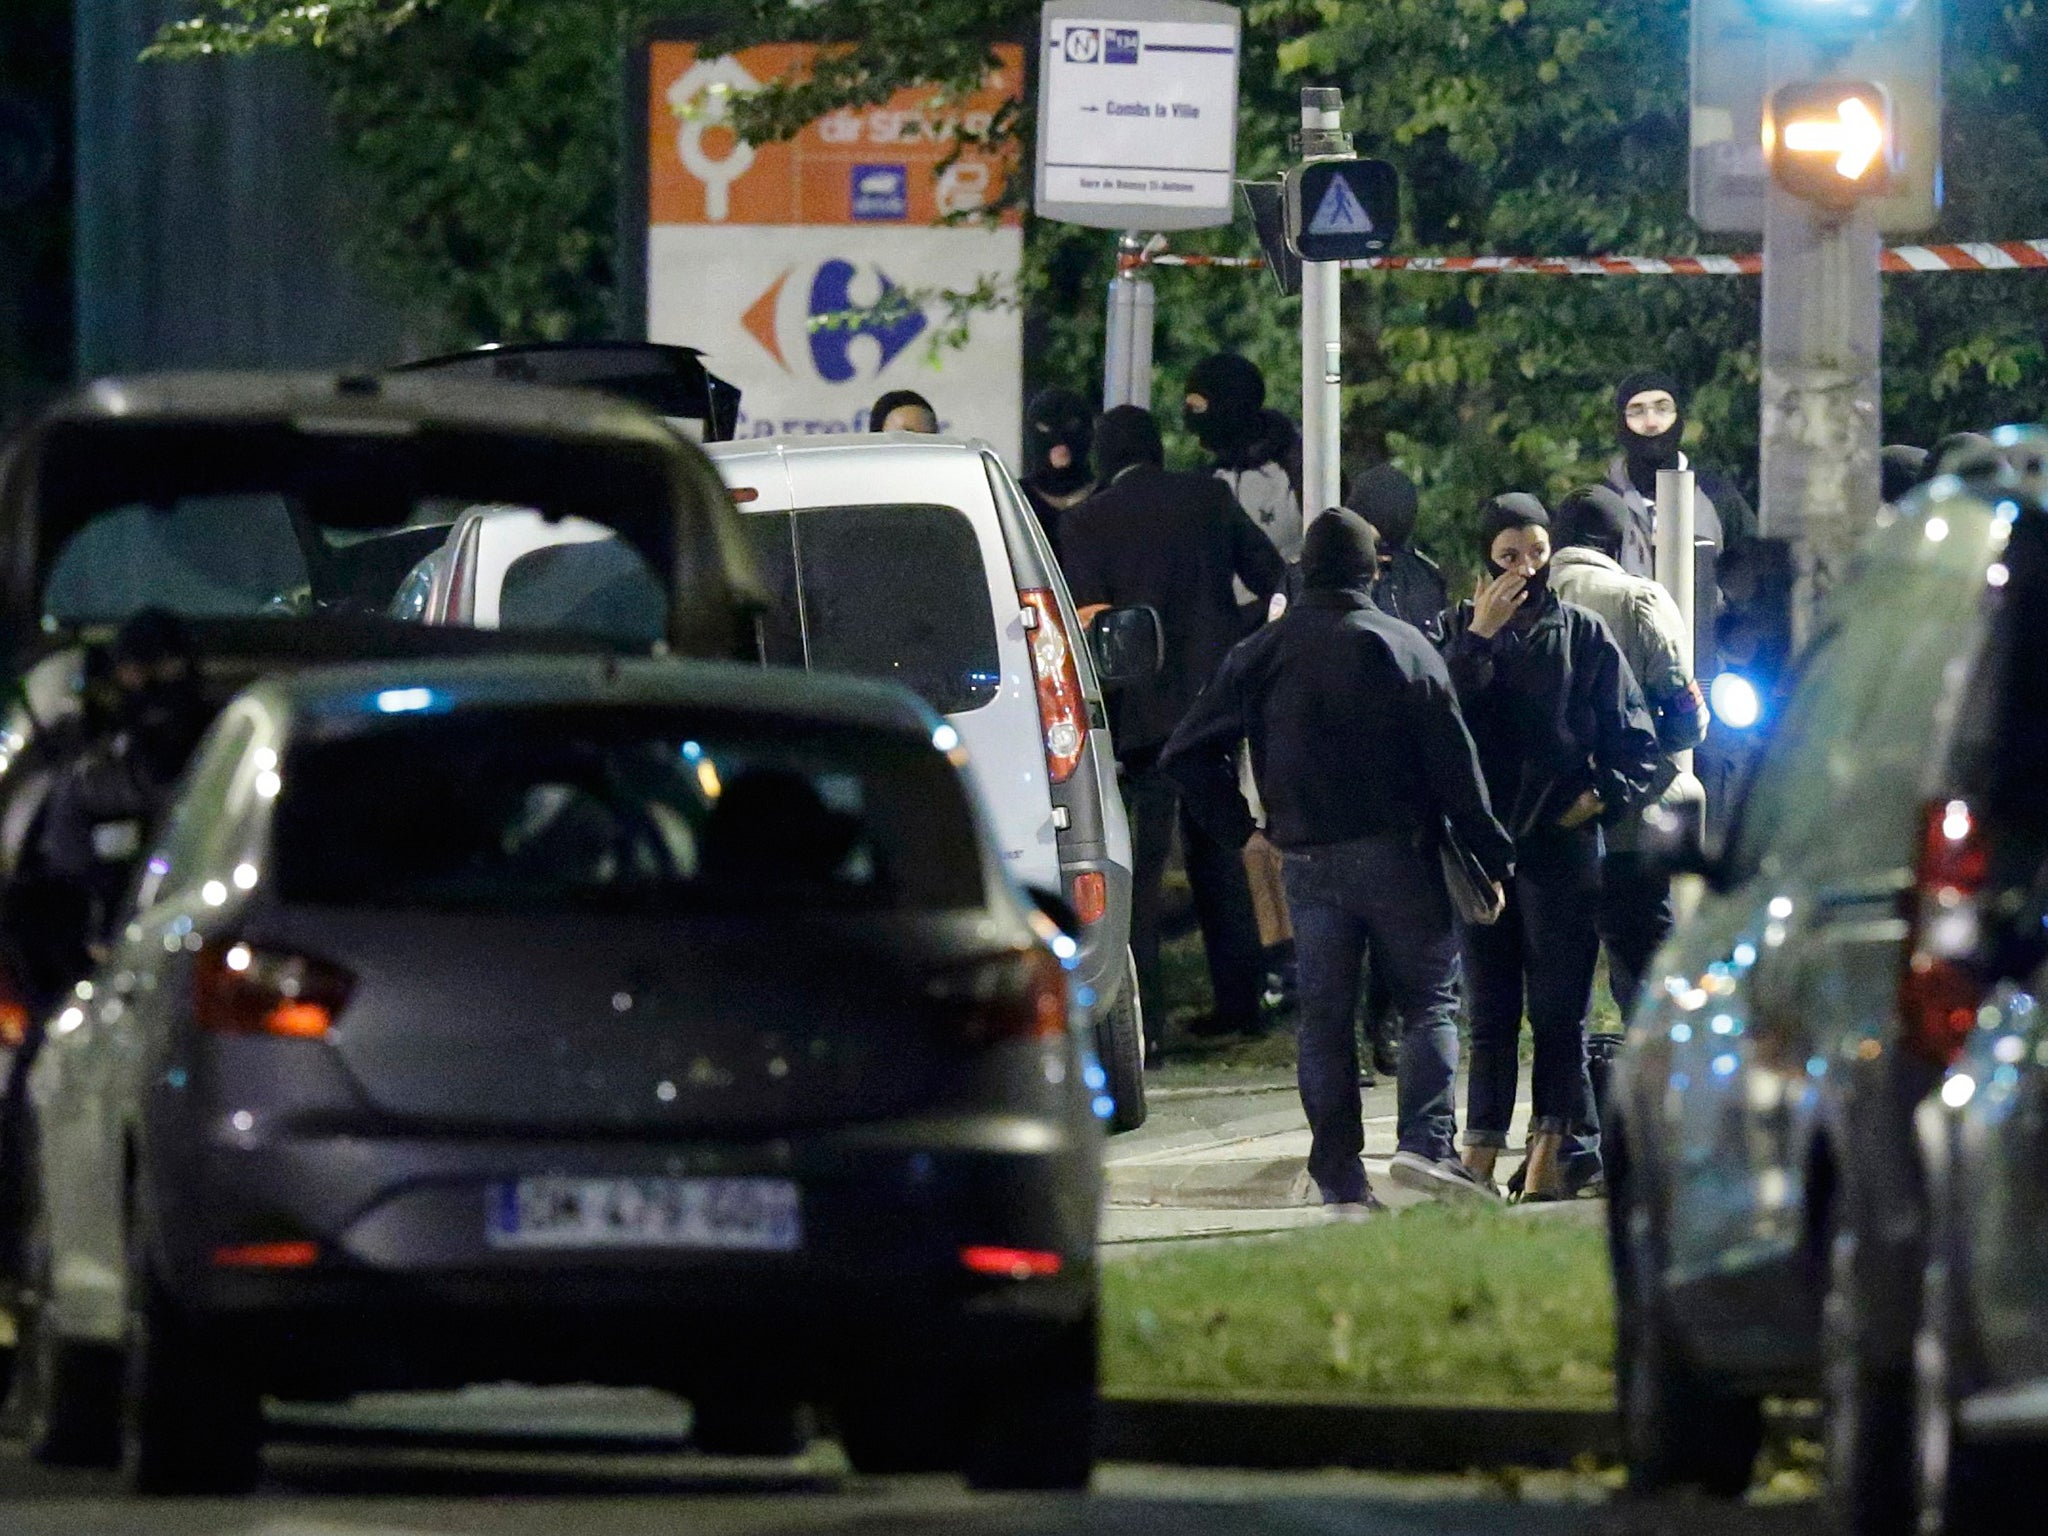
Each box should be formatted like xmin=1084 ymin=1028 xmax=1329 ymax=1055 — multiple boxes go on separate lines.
xmin=1440 ymin=495 xmax=1661 ymax=1201
xmin=38 ymin=609 xmax=211 ymax=966
xmin=1018 ymin=387 xmax=1096 ymax=555
xmin=1603 ymin=371 xmax=1755 ymax=586
xmin=1346 ymin=461 xmax=1448 ymax=641
xmin=1184 ymin=353 xmax=1305 ymax=577
xmin=1161 ymin=510 xmax=1511 ymax=1213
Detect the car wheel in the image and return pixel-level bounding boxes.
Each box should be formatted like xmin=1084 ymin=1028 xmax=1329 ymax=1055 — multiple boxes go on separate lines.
xmin=1822 ymin=1206 xmax=1915 ymax=1536
xmin=1611 ymin=1147 xmax=1762 ymax=1497
xmin=120 ymin=1213 xmax=263 ymax=1495
xmin=963 ymin=1308 xmax=1097 ymax=1491
xmin=835 ymin=1373 xmax=962 ymax=1474
xmin=689 ymin=1390 xmax=811 ymax=1457
xmin=1096 ymin=952 xmax=1147 ymax=1134
xmin=7 ymin=1154 xmax=120 ymax=1468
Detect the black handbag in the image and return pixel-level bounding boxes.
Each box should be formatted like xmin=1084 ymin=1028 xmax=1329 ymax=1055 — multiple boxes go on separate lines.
xmin=1439 ymin=818 xmax=1505 ymax=926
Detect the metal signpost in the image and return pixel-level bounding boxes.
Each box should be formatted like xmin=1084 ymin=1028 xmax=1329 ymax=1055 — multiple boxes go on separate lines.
xmin=1294 ymin=89 xmax=1346 ymax=525
xmin=1036 ymin=0 xmax=1241 ymax=410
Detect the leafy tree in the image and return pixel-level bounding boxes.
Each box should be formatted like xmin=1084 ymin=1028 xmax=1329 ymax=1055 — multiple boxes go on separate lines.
xmin=149 ymin=0 xmax=2048 ymax=579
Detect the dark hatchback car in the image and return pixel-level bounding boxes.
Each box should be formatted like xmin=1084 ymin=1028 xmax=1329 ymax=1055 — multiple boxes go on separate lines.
xmin=13 ymin=658 xmax=1103 ymax=1494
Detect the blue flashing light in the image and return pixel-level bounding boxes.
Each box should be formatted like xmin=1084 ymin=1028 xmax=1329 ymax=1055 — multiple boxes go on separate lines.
xmin=1076 ymin=985 xmax=1098 ymax=1009
xmin=374 ymin=687 xmax=437 ymax=715
xmin=1051 ymin=933 xmax=1079 ymax=964
xmin=1808 ymin=1056 xmax=1828 ymax=1079
xmin=1083 ymin=1062 xmax=1107 ymax=1091
xmin=931 ymin=723 xmax=961 ymax=753
xmin=1733 ymin=942 xmax=1759 ymax=969
xmin=1710 ymin=672 xmax=1763 ymax=731
xmin=1671 ymin=1023 xmax=1693 ymax=1044
xmin=1092 ymin=1094 xmax=1116 ymax=1120
xmin=1711 ymin=1053 xmax=1739 ymax=1077
xmin=680 ymin=740 xmax=704 ymax=762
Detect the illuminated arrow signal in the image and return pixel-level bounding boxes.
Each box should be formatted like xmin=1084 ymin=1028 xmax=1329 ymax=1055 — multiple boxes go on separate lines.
xmin=1765 ymin=79 xmax=1895 ymax=207
xmin=1782 ymin=95 xmax=1885 ymax=180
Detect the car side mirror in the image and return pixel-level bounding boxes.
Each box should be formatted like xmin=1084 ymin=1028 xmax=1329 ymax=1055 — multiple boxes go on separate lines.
xmin=1639 ymin=800 xmax=1725 ymax=888
xmin=1087 ymin=606 xmax=1163 ymax=689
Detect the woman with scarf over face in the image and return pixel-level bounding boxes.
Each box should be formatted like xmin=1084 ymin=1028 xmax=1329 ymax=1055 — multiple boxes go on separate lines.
xmin=1018 ymin=387 xmax=1096 ymax=556
xmin=1439 ymin=496 xmax=1661 ymax=1199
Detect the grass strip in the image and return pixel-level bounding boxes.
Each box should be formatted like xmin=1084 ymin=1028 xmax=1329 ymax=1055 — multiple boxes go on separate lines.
xmin=1102 ymin=1204 xmax=1615 ymax=1407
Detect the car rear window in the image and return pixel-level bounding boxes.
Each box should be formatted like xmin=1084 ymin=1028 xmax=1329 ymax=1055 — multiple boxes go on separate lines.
xmin=274 ymin=708 xmax=984 ymax=913
xmin=741 ymin=504 xmax=1002 ymax=715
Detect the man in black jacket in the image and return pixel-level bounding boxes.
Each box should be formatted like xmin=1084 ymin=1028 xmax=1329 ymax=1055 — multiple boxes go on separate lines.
xmin=1064 ymin=406 xmax=1284 ymax=1059
xmin=1018 ymin=386 xmax=1096 ymax=555
xmin=1346 ymin=461 xmax=1447 ymax=640
xmin=1162 ymin=511 xmax=1512 ymax=1212
xmin=1441 ymin=494 xmax=1662 ymax=1199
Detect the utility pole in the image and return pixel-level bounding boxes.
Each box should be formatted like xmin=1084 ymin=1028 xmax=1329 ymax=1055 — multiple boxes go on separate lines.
xmin=1296 ymin=87 xmax=1345 ymax=525
xmin=1101 ymin=231 xmax=1156 ymax=412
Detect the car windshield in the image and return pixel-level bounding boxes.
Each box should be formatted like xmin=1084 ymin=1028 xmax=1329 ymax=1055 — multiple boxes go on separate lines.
xmin=274 ymin=708 xmax=985 ymax=913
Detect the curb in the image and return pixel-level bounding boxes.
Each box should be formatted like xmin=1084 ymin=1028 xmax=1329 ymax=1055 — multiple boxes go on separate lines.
xmin=1098 ymin=1398 xmax=1618 ymax=1472
xmin=1107 ymin=1156 xmax=1305 ymax=1210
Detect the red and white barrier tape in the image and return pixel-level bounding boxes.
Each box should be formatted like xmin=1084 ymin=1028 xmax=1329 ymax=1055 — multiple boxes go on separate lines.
xmin=1124 ymin=239 xmax=2048 ymax=276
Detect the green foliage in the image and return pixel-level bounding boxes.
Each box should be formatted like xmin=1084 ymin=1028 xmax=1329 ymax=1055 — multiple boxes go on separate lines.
xmin=146 ymin=0 xmax=2048 ymax=570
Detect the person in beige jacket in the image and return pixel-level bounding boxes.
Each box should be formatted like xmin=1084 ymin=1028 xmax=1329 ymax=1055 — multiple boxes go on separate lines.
xmin=1549 ymin=485 xmax=1709 ymax=1016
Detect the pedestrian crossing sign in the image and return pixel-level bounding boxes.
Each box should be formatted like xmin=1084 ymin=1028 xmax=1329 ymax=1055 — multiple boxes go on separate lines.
xmin=1283 ymin=157 xmax=1398 ymax=261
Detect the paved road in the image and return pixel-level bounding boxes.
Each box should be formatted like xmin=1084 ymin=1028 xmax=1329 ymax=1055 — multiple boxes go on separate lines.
xmin=0 ymin=1441 xmax=1818 ymax=1536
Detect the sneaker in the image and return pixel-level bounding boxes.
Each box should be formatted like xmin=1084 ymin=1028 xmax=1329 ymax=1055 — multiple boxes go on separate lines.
xmin=1323 ymin=1191 xmax=1386 ymax=1221
xmin=1389 ymin=1150 xmax=1504 ymax=1203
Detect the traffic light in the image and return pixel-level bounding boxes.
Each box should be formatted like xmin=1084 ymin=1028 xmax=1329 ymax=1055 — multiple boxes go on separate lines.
xmin=1764 ymin=80 xmax=1895 ymax=208
xmin=1712 ymin=537 xmax=1797 ymax=733
xmin=1283 ymin=159 xmax=1398 ymax=262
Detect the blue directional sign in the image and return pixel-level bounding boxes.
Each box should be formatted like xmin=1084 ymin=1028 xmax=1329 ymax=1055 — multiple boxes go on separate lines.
xmin=1284 ymin=158 xmax=1397 ymax=262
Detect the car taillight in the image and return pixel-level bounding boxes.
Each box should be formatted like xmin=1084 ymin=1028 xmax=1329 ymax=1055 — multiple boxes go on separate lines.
xmin=1900 ymin=798 xmax=1992 ymax=1067
xmin=0 ymin=955 xmax=30 ymax=1050
xmin=927 ymin=946 xmax=1069 ymax=1044
xmin=1019 ymin=590 xmax=1086 ymax=785
xmin=194 ymin=941 xmax=353 ymax=1040
xmin=1071 ymin=871 xmax=1107 ymax=925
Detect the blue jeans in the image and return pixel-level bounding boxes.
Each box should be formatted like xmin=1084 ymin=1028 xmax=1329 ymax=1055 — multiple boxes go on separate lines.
xmin=1461 ymin=827 xmax=1601 ymax=1151
xmin=1280 ymin=834 xmax=1463 ymax=1203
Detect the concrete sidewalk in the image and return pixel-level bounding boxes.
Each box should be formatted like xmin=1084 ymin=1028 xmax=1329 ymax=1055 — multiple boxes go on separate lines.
xmin=1102 ymin=1075 xmax=1579 ymax=1246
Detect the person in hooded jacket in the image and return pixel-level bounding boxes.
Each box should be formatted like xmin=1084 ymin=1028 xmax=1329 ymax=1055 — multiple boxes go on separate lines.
xmin=1018 ymin=387 xmax=1097 ymax=555
xmin=1062 ymin=406 xmax=1284 ymax=1057
xmin=1345 ymin=461 xmax=1446 ymax=641
xmin=1550 ymin=485 xmax=1709 ymax=1015
xmin=1184 ymin=353 xmax=1305 ymax=571
xmin=1440 ymin=495 xmax=1662 ymax=1200
xmin=1605 ymin=371 xmax=1756 ymax=584
xmin=1161 ymin=510 xmax=1512 ymax=1211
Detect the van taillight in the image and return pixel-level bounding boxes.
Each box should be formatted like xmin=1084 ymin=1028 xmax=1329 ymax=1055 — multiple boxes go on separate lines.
xmin=194 ymin=942 xmax=353 ymax=1040
xmin=1018 ymin=590 xmax=1086 ymax=785
xmin=1071 ymin=871 xmax=1107 ymax=925
xmin=927 ymin=946 xmax=1069 ymax=1044
xmin=1900 ymin=798 xmax=1992 ymax=1067
xmin=0 ymin=955 xmax=30 ymax=1050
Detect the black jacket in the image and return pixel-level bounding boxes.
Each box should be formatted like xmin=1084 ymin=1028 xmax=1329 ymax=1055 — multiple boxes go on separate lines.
xmin=1062 ymin=465 xmax=1285 ymax=758
xmin=1375 ymin=546 xmax=1448 ymax=640
xmin=1160 ymin=586 xmax=1514 ymax=883
xmin=1439 ymin=594 xmax=1662 ymax=853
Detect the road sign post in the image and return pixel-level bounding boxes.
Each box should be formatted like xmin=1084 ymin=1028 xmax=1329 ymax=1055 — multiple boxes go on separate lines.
xmin=1103 ymin=230 xmax=1157 ymax=409
xmin=1293 ymin=88 xmax=1345 ymax=529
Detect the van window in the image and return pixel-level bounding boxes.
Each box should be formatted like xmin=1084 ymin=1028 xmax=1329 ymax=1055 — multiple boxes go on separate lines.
xmin=739 ymin=504 xmax=1002 ymax=715
xmin=45 ymin=497 xmax=310 ymax=623
xmin=274 ymin=708 xmax=985 ymax=913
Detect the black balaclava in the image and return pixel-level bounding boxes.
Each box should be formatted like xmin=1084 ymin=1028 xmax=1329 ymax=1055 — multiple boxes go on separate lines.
xmin=1024 ymin=387 xmax=1095 ymax=495
xmin=1554 ymin=484 xmax=1630 ymax=561
xmin=1300 ymin=508 xmax=1380 ymax=595
xmin=1880 ymin=444 xmax=1929 ymax=503
xmin=1092 ymin=405 xmax=1164 ymax=485
xmin=1478 ymin=493 xmax=1554 ymax=617
xmin=1183 ymin=353 xmax=1265 ymax=458
xmin=1615 ymin=369 xmax=1685 ymax=498
xmin=110 ymin=608 xmax=206 ymax=779
xmin=1345 ymin=462 xmax=1419 ymax=552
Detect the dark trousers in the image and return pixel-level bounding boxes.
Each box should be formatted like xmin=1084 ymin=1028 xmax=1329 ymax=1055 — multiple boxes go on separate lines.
xmin=1597 ymin=849 xmax=1674 ymax=1020
xmin=1124 ymin=759 xmax=1263 ymax=1047
xmin=1463 ymin=828 xmax=1602 ymax=1149
xmin=1280 ymin=835 xmax=1463 ymax=1203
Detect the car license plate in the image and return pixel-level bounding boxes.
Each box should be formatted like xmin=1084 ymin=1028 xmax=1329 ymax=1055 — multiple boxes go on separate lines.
xmin=487 ymin=1176 xmax=801 ymax=1252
